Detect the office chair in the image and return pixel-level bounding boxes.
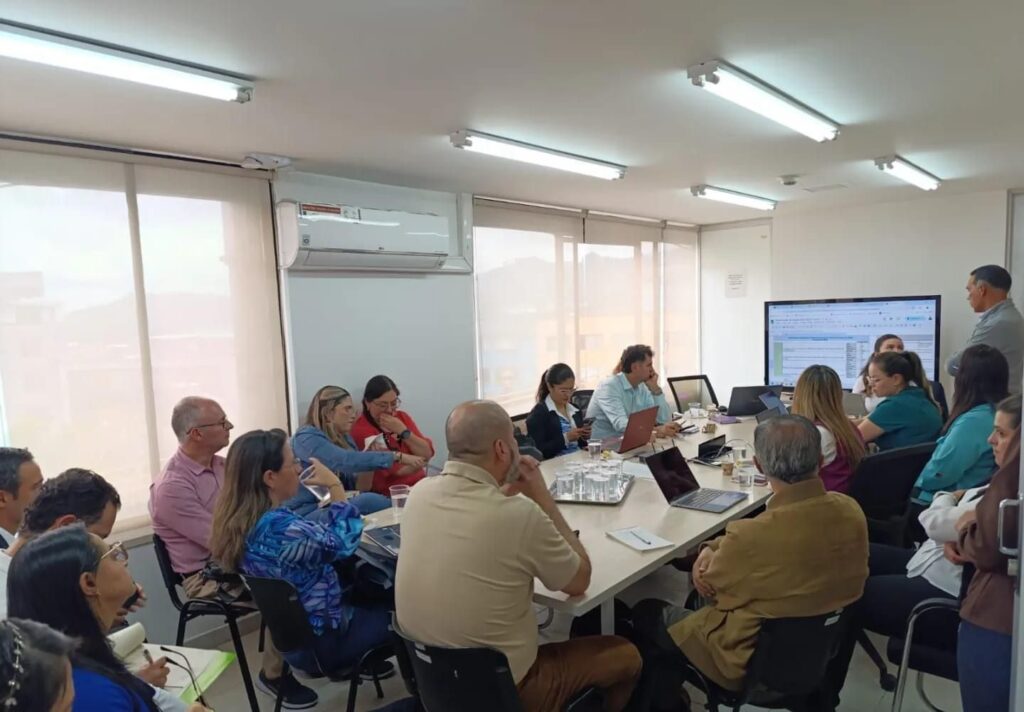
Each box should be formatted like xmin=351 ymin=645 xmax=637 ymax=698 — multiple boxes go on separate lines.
xmin=667 ymin=375 xmax=719 ymax=413
xmin=392 ymin=617 xmax=603 ymax=712
xmin=152 ymin=534 xmax=261 ymax=712
xmin=847 ymin=442 xmax=937 ymax=546
xmin=242 ymin=575 xmax=392 ymax=712
xmin=511 ymin=412 xmax=530 ymax=436
xmin=571 ymin=389 xmax=594 ymax=414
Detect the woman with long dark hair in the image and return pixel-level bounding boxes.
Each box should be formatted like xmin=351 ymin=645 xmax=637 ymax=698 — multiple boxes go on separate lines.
xmin=912 ymin=344 xmax=1009 ymax=503
xmin=858 ymin=351 xmax=943 ymax=449
xmin=525 ymin=364 xmax=591 ymax=459
xmin=7 ymin=525 xmax=210 ymax=712
xmin=352 ymin=375 xmax=434 ymax=496
xmin=0 ymin=618 xmax=75 ymax=712
xmin=210 ymin=429 xmax=392 ymax=676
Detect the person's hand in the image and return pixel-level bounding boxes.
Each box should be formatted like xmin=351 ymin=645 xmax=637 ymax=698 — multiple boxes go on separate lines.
xmin=944 ymin=540 xmax=968 ymax=565
xmin=951 ymin=490 xmax=967 ymax=503
xmin=645 ymin=369 xmax=662 ymax=394
xmin=137 ymin=656 xmax=170 ymax=687
xmin=657 ymin=422 xmax=681 ymax=439
xmin=501 ymin=456 xmax=547 ymax=501
xmin=398 ymin=453 xmax=427 ymax=469
xmin=956 ymin=510 xmax=978 ymax=532
xmin=567 ymin=425 xmax=591 ymax=442
xmin=304 ymin=458 xmax=342 ymax=489
xmin=377 ymin=413 xmax=406 ymax=435
xmin=692 ymin=547 xmax=717 ymax=599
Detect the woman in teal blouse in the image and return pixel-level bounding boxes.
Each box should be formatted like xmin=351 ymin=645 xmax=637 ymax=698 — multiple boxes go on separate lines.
xmin=912 ymin=345 xmax=1009 ymax=504
xmin=859 ymin=351 xmax=943 ymax=450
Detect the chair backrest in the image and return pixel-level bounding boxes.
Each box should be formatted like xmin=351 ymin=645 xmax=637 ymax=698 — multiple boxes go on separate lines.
xmin=930 ymin=380 xmax=950 ymax=423
xmin=511 ymin=412 xmax=530 ymax=436
xmin=571 ymin=389 xmax=594 ymax=414
xmin=848 ymin=442 xmax=937 ymax=519
xmin=393 ymin=620 xmax=523 ymax=712
xmin=744 ymin=607 xmax=853 ymax=698
xmin=241 ymin=575 xmax=317 ymax=655
xmin=151 ymin=534 xmax=185 ymax=609
xmin=667 ymin=375 xmax=719 ymax=412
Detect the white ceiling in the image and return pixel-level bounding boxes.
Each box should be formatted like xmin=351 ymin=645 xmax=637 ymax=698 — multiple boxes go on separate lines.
xmin=2 ymin=0 xmax=1023 ymax=223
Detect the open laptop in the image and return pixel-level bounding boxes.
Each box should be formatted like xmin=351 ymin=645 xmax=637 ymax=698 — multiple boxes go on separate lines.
xmin=693 ymin=434 xmax=731 ymax=465
xmin=601 ymin=406 xmax=659 ymax=454
xmin=646 ymin=447 xmax=748 ymax=513
xmin=756 ymin=392 xmax=789 ymax=422
xmin=363 ymin=524 xmax=401 ymax=558
xmin=727 ymin=385 xmax=784 ymax=417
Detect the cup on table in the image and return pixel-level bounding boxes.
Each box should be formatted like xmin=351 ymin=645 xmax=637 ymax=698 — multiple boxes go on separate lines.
xmin=734 ymin=468 xmax=754 ymax=489
xmin=587 ymin=440 xmax=602 ymax=459
xmin=555 ymin=468 xmax=575 ymax=497
xmin=688 ymin=402 xmax=703 ymax=418
xmin=721 ymin=462 xmax=735 ymax=479
xmin=389 ymin=484 xmax=411 ymax=516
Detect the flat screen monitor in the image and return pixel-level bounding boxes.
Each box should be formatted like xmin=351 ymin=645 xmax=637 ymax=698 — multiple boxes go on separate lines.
xmin=765 ymin=295 xmax=941 ymax=390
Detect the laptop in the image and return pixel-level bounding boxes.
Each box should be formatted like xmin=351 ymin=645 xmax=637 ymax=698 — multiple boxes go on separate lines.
xmin=755 ymin=392 xmax=789 ymax=423
xmin=727 ymin=385 xmax=784 ymax=416
xmin=601 ymin=406 xmax=659 ymax=454
xmin=363 ymin=524 xmax=401 ymax=558
xmin=694 ymin=434 xmax=731 ymax=465
xmin=646 ymin=447 xmax=748 ymax=513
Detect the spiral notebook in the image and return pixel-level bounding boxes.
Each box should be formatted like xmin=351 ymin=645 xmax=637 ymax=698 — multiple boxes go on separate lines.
xmin=108 ymin=623 xmax=235 ymax=703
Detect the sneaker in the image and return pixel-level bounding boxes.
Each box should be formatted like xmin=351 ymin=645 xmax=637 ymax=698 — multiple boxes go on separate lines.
xmin=257 ymin=670 xmax=319 ymax=709
xmin=361 ymin=657 xmax=396 ymax=681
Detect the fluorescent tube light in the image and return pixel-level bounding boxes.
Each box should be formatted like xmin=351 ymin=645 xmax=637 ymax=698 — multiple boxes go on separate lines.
xmin=450 ymin=130 xmax=626 ymax=180
xmin=874 ymin=155 xmax=941 ymax=191
xmin=690 ymin=184 xmax=776 ymax=211
xmin=0 ymin=21 xmax=252 ymax=102
xmin=687 ymin=60 xmax=839 ymax=142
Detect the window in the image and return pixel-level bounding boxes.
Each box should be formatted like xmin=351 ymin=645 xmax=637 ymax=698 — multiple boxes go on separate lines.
xmin=0 ymin=149 xmax=287 ymax=530
xmin=474 ymin=200 xmax=699 ymax=414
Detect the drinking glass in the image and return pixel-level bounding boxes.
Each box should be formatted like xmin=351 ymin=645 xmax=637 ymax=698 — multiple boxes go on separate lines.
xmin=555 ymin=469 xmax=575 ymax=497
xmin=587 ymin=440 xmax=602 ymax=459
xmin=688 ymin=401 xmax=702 ymax=418
xmin=390 ymin=484 xmax=411 ymax=517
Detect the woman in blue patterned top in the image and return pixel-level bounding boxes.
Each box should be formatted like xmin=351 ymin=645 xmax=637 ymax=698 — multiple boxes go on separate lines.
xmin=210 ymin=429 xmax=392 ymax=674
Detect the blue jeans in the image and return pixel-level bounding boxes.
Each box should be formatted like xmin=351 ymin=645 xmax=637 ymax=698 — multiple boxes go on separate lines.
xmin=958 ymin=620 xmax=1012 ymax=712
xmin=285 ymin=606 xmax=392 ymax=674
xmin=284 ymin=488 xmax=391 ymax=521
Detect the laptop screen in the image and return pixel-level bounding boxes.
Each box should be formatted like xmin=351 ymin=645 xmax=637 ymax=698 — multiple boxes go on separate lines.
xmin=645 ymin=447 xmax=701 ymax=503
xmin=698 ymin=434 xmax=726 ymax=458
xmin=759 ymin=392 xmax=784 ymax=411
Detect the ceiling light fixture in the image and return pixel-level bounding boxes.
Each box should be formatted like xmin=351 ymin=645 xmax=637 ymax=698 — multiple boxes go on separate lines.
xmin=873 ymin=155 xmax=941 ymax=191
xmin=0 ymin=20 xmax=253 ymax=102
xmin=450 ymin=129 xmax=626 ymax=180
xmin=690 ymin=184 xmax=776 ymax=211
xmin=686 ymin=59 xmax=839 ymax=142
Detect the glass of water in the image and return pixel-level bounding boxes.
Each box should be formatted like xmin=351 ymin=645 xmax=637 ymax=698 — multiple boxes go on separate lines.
xmin=587 ymin=440 xmax=602 ymax=459
xmin=688 ymin=401 xmax=702 ymax=418
xmin=389 ymin=484 xmax=411 ymax=517
xmin=555 ymin=468 xmax=575 ymax=498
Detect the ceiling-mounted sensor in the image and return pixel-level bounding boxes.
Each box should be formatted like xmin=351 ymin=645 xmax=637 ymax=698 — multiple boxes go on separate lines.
xmin=241 ymin=153 xmax=292 ymax=170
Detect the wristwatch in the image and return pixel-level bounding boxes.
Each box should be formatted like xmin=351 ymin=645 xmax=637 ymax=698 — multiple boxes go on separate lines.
xmin=397 ymin=429 xmax=412 ymax=442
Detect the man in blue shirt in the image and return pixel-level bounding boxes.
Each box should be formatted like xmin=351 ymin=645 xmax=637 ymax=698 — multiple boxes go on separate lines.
xmin=586 ymin=345 xmax=679 ymax=441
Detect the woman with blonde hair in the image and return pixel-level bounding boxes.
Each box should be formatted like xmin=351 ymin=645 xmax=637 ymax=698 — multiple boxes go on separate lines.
xmin=292 ymin=386 xmax=425 ymax=514
xmin=791 ymin=365 xmax=866 ymax=493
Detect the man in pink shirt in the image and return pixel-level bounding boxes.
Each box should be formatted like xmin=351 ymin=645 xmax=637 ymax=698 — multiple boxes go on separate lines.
xmin=150 ymin=396 xmax=317 ymax=709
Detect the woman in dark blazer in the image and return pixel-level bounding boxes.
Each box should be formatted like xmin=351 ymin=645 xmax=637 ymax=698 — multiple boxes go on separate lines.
xmin=526 ymin=363 xmax=592 ymax=459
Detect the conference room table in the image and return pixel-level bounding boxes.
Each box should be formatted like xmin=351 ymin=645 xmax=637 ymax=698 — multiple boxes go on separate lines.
xmin=363 ymin=416 xmax=771 ymax=636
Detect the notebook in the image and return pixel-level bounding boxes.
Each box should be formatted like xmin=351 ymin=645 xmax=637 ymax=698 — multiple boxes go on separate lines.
xmin=108 ymin=623 xmax=235 ymax=703
xmin=606 ymin=526 xmax=674 ymax=552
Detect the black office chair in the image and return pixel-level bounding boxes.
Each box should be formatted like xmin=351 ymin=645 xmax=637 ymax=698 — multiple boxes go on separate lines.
xmin=242 ymin=574 xmax=392 ymax=712
xmin=511 ymin=412 xmax=530 ymax=436
xmin=685 ymin=607 xmax=854 ymax=711
xmin=151 ymin=534 xmax=261 ymax=712
xmin=392 ymin=618 xmax=603 ymax=712
xmin=667 ymin=375 xmax=719 ymax=413
xmin=847 ymin=442 xmax=937 ymax=546
xmin=929 ymin=380 xmax=949 ymax=423
xmin=571 ymin=389 xmax=594 ymax=414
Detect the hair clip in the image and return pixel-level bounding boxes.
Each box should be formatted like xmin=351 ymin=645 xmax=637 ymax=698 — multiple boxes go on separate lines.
xmin=1 ymin=623 xmax=24 ymax=708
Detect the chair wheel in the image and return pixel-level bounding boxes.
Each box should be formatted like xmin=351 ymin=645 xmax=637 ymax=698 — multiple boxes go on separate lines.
xmin=880 ymin=673 xmax=897 ymax=692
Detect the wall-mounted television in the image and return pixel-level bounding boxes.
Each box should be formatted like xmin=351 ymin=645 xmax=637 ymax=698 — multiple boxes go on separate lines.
xmin=765 ymin=295 xmax=941 ymax=390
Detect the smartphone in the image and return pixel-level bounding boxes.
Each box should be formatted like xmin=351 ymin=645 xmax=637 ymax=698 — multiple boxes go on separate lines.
xmin=123 ymin=587 xmax=142 ymax=610
xmin=583 ymin=417 xmax=596 ymax=426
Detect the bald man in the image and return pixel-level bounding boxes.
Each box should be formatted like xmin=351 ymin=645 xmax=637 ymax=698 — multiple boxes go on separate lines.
xmin=396 ymin=400 xmax=641 ymax=712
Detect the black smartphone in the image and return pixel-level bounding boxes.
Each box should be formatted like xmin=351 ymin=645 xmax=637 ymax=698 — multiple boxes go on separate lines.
xmin=583 ymin=417 xmax=596 ymax=426
xmin=123 ymin=587 xmax=142 ymax=609
xmin=573 ymin=529 xmax=580 ymax=537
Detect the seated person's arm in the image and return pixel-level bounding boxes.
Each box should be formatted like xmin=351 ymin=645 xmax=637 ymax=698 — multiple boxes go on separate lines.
xmin=857 ymin=417 xmax=885 ymax=444
xmin=919 ymin=491 xmax=969 ymax=543
xmin=302 ymin=433 xmax=395 ymax=484
xmin=280 ymin=504 xmax=364 ymax=566
xmin=700 ymin=527 xmax=756 ymax=610
xmin=958 ymin=472 xmax=1014 ymax=572
xmin=594 ymin=385 xmax=630 ymax=433
xmin=157 ymin=482 xmax=216 ymax=548
xmin=914 ymin=431 xmax=980 ymax=495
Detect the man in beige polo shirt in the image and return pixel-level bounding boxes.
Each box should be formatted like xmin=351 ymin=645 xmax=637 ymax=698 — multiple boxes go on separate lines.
xmin=396 ymin=400 xmax=642 ymax=711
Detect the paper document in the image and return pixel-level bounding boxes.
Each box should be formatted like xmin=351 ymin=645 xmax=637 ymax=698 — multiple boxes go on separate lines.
xmin=363 ymin=433 xmax=386 ymax=450
xmin=606 ymin=527 xmax=674 ymax=552
xmin=109 ymin=623 xmax=235 ymax=702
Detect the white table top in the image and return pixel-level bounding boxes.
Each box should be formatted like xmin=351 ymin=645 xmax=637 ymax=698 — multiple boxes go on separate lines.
xmin=363 ymin=417 xmax=771 ymax=618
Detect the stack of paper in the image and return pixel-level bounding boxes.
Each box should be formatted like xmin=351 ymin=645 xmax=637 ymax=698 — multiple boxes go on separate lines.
xmin=606 ymin=526 xmax=674 ymax=552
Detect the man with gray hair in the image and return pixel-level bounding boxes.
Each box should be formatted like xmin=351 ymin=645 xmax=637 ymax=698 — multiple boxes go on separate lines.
xmin=396 ymin=400 xmax=642 ymax=712
xmin=631 ymin=415 xmax=868 ymax=706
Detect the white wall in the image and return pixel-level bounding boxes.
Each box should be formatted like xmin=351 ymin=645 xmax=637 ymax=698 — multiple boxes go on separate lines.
xmin=274 ymin=174 xmax=478 ymax=463
xmin=699 ymin=221 xmax=773 ymax=402
xmin=770 ymin=190 xmax=1008 ymax=390
xmin=1011 ymin=192 xmax=1024 ymax=308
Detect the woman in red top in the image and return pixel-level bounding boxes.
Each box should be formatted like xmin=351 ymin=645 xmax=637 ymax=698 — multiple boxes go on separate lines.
xmin=351 ymin=375 xmax=435 ymax=496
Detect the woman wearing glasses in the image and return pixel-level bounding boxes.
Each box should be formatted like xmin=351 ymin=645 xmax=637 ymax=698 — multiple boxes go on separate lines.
xmin=526 ymin=363 xmax=591 ymax=460
xmin=293 ymin=385 xmax=425 ymax=514
xmin=210 ymin=429 xmax=393 ymax=680
xmin=352 ymin=375 xmax=434 ymax=496
xmin=7 ymin=525 xmax=211 ymax=712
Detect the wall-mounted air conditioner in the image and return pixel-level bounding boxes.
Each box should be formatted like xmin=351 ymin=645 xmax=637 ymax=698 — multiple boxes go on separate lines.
xmin=276 ymin=200 xmax=451 ymax=272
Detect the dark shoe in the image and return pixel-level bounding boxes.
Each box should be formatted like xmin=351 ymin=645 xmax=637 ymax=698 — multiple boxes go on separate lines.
xmin=361 ymin=657 xmax=396 ymax=681
xmin=257 ymin=670 xmax=319 ymax=709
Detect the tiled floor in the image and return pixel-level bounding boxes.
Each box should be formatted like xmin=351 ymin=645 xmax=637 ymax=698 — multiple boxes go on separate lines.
xmin=203 ymin=566 xmax=962 ymax=711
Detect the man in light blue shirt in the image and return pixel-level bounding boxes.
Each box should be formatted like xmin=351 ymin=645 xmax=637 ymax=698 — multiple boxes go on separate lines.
xmin=948 ymin=265 xmax=1024 ymax=395
xmin=586 ymin=344 xmax=679 ymax=441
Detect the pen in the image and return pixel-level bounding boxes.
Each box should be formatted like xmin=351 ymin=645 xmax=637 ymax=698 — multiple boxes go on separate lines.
xmin=632 ymin=529 xmax=653 ymax=545
xmin=143 ymin=649 xmax=154 ymax=665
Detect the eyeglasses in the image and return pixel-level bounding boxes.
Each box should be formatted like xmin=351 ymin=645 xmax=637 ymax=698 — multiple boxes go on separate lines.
xmin=372 ymin=398 xmax=401 ymax=410
xmin=192 ymin=418 xmax=232 ymax=431
xmin=100 ymin=541 xmax=129 ymax=564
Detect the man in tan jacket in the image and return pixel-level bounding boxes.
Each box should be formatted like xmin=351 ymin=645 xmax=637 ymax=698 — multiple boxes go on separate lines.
xmin=633 ymin=415 xmax=868 ymax=708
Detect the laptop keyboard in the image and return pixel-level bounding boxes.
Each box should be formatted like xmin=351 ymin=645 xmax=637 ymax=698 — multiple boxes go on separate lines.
xmin=678 ymin=489 xmax=726 ymax=507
